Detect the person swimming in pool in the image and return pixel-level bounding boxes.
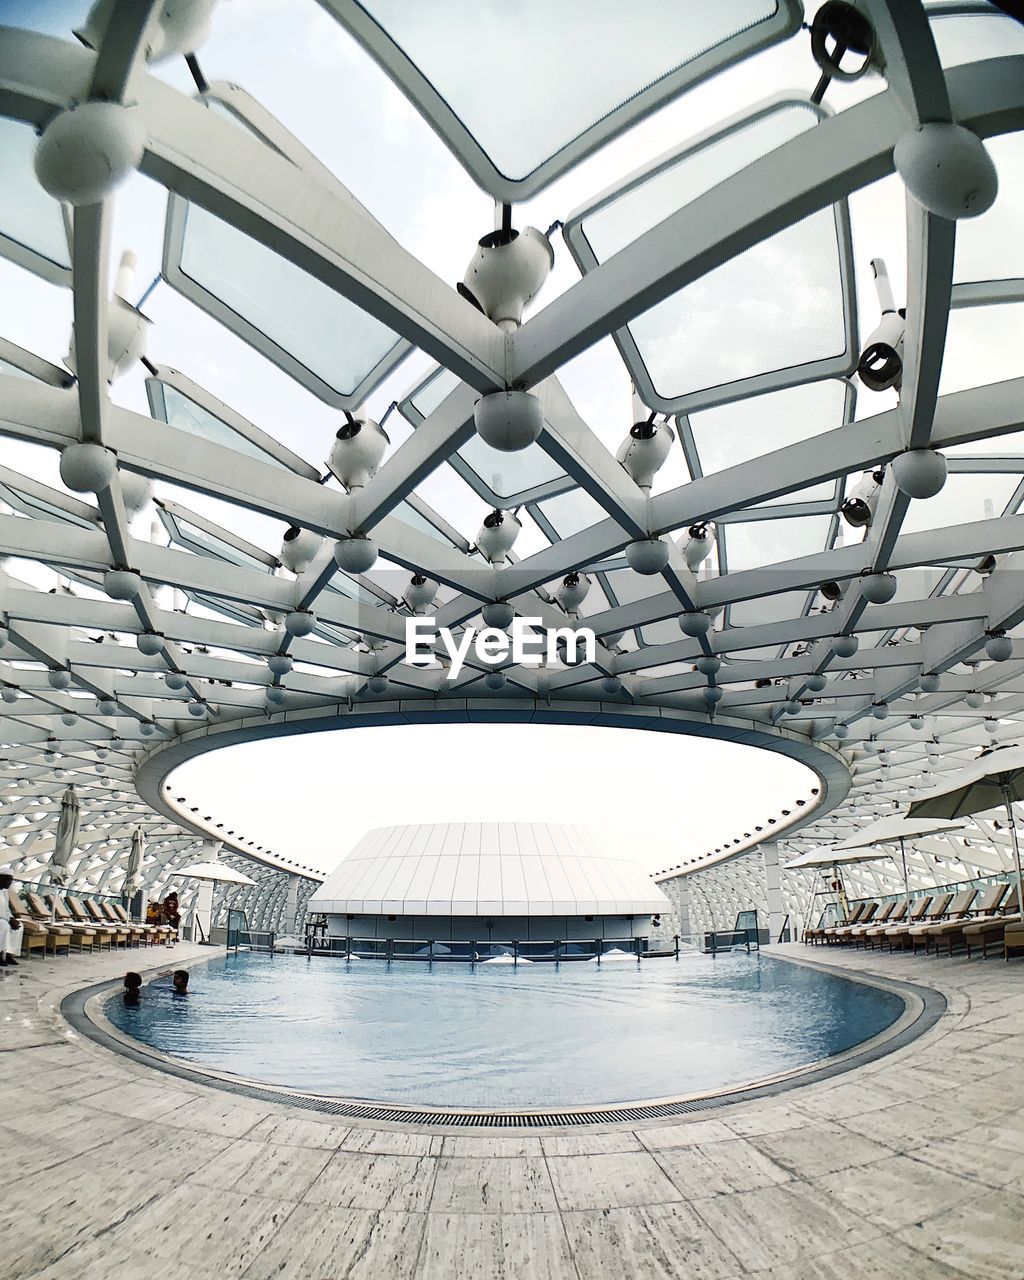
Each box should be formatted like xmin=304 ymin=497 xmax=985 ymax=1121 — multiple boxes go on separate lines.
xmin=153 ymin=968 xmax=190 ymax=995
xmin=123 ymin=971 xmax=142 ymax=1006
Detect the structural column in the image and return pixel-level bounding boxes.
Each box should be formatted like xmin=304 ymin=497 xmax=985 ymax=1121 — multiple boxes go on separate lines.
xmin=761 ymin=842 xmax=788 ymax=944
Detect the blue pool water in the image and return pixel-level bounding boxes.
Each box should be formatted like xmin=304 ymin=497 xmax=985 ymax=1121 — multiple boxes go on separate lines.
xmin=106 ymin=953 xmax=904 ymax=1107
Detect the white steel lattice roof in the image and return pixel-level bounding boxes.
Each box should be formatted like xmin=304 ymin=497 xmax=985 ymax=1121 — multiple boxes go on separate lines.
xmin=309 ymin=823 xmax=670 ymax=917
xmin=0 ymin=2 xmax=1023 ymax=907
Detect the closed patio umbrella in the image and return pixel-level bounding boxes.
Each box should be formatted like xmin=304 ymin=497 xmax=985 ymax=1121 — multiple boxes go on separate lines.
xmin=124 ymin=828 xmax=145 ymax=912
xmin=785 ymin=816 xmax=964 ymax=911
xmin=909 ymin=745 xmax=1024 ymax=916
xmin=49 ymin=784 xmax=80 ymax=887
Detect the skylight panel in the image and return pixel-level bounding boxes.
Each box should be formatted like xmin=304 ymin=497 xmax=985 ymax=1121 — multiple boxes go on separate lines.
xmin=328 ymin=0 xmax=801 ymax=198
xmin=564 ymin=99 xmax=855 ymax=413
xmin=163 ymin=201 xmax=408 ymax=408
xmin=0 ymin=117 xmax=70 ymax=285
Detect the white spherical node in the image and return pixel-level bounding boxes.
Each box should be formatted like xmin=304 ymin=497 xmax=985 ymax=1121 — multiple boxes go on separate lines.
xmin=966 ymin=690 xmax=985 ymax=709
xmin=284 ymin=610 xmax=315 ymax=637
xmin=140 ymin=721 xmax=156 ymax=736
xmin=164 ymin=671 xmax=188 ymax=691
xmin=910 ymin=715 xmax=925 ymax=730
xmin=894 ymin=123 xmax=998 ymax=220
xmin=367 ymin=675 xmax=389 ymax=695
xmin=267 ymin=654 xmax=293 ymax=677
xmin=95 ymin=747 xmax=107 ymax=759
xmin=783 ymin=699 xmax=801 ymax=715
xmin=985 ymin=633 xmax=1013 ymax=663
xmin=704 ymin=686 xmax=724 ymax=705
xmin=265 ymin=686 xmax=286 ymax=705
xmin=333 ymin=536 xmax=378 ymax=574
xmin=919 ymin=672 xmax=941 ymax=693
xmin=872 ymin=701 xmax=889 ymax=720
xmin=97 ymin=699 xmax=117 ymax=716
xmin=860 ymin=572 xmax=897 ymax=605
xmin=59 ymin=441 xmax=117 ymax=493
xmin=104 ymin=568 xmax=143 ymax=601
xmin=473 ymin=390 xmax=543 ymax=453
xmin=891 ymin=449 xmax=947 ymax=500
xmin=625 ymin=538 xmax=670 ymax=576
xmin=678 ymin=611 xmax=711 ymax=637
xmin=61 ymin=711 xmax=78 ymax=727
xmin=484 ymin=671 xmax=507 ymax=691
xmin=1 ymin=687 xmax=17 ymax=703
xmin=136 ymin=632 xmax=163 ymax=657
xmin=482 ymin=601 xmax=514 ymax=629
xmin=833 ymin=723 xmax=849 ymax=739
xmin=696 ymin=655 xmax=721 ymax=676
xmin=48 ymin=668 xmax=72 ymax=690
xmin=597 ymin=676 xmax=620 ymax=696
xmin=34 ymin=101 xmax=146 ymax=206
xmin=832 ymin=634 xmax=859 ymax=658
xmin=187 ymin=700 xmax=206 ymax=717
xmin=805 ymin=673 xmax=828 ymax=693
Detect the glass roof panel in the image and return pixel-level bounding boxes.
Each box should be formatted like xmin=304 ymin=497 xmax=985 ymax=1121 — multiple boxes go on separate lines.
xmin=165 ymin=201 xmax=407 ymax=407
xmin=0 ymin=117 xmax=70 ymax=284
xmin=898 ymin=472 xmax=1021 ymax=537
xmin=721 ymin=514 xmax=833 ymax=572
xmin=402 ymin=366 xmax=566 ymax=502
xmin=532 ymin=488 xmax=609 ymax=539
xmin=939 ymin=304 xmax=1024 ymax=397
xmin=954 ymin=134 xmax=1024 ymax=287
xmin=335 ymin=0 xmax=799 ymax=195
xmin=148 ymin=380 xmax=302 ymax=474
xmin=727 ymin=590 xmax=809 ymax=628
xmin=686 ymin=379 xmax=850 ymax=478
xmin=566 ymin=102 xmax=850 ymax=411
xmin=930 ymin=8 xmax=1024 ymax=68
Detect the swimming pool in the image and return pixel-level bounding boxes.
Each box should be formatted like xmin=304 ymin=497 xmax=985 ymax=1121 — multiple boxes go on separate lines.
xmin=106 ymin=952 xmax=905 ymax=1109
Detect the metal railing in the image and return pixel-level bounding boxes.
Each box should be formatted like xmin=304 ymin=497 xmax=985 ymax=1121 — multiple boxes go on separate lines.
xmin=300 ymin=926 xmax=678 ymax=963
xmin=225 ymin=909 xmax=275 ymax=954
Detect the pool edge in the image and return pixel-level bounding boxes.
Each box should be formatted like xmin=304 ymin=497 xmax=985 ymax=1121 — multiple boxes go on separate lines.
xmin=59 ymin=949 xmax=947 ymax=1130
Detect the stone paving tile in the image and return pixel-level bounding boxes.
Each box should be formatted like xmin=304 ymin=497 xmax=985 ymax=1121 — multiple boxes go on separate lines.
xmin=747 ymin=1121 xmax=894 ymax=1178
xmin=541 ymin=1129 xmax=645 ymax=1156
xmin=562 ymin=1202 xmax=743 ymax=1280
xmin=745 ymin=1237 xmax=972 ymax=1279
xmin=894 ymin=1188 xmax=1024 ymax=1279
xmin=691 ymin=1181 xmax=880 ymax=1272
xmin=817 ymin=1153 xmax=982 ymax=1232
xmin=190 ymin=1137 xmax=334 ymax=1200
xmin=653 ymin=1140 xmax=792 ymax=1198
xmin=340 ymin=1127 xmax=443 ymax=1156
xmin=911 ymin=1134 xmax=1024 ymax=1191
xmin=243 ymin=1112 xmax=352 ymax=1149
xmin=240 ymin=1204 xmax=425 ymax=1280
xmin=20 ymin=1239 xmax=224 ymax=1280
xmin=636 ymin=1117 xmax=736 ymax=1149
xmin=429 ymin=1155 xmax=558 ymax=1213
xmin=439 ymin=1132 xmax=544 ymax=1157
xmin=547 ymin=1151 xmax=683 ymax=1212
xmin=99 ymin=1181 xmax=298 ymax=1276
xmin=302 ymin=1150 xmax=438 ymax=1212
xmin=416 ymin=1210 xmax=573 ymax=1279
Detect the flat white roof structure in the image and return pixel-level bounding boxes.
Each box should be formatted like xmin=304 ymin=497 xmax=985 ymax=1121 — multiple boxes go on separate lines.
xmin=310 ymin=823 xmax=669 ymax=918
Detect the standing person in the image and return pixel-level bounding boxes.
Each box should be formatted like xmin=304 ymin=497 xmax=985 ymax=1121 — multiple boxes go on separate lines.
xmin=0 ymin=872 xmax=23 ymax=966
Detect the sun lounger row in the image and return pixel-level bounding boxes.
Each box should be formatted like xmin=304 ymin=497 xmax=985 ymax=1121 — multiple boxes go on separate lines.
xmin=9 ymin=889 xmax=176 ymax=956
xmin=803 ymin=884 xmax=1021 ymax=959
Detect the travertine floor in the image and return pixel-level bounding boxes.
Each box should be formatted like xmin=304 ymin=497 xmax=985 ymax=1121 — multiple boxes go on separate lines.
xmin=2 ymin=941 xmax=1022 ymax=1279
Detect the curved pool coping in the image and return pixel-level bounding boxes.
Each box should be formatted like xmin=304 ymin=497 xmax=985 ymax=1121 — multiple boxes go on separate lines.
xmin=61 ymin=950 xmax=947 ymax=1130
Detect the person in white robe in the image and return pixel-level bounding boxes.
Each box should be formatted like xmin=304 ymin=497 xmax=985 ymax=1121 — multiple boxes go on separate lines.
xmin=0 ymin=872 xmax=23 ymax=965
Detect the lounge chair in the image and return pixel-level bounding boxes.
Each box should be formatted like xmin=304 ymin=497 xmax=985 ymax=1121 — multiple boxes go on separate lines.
xmin=1005 ymin=922 xmax=1024 ymax=959
xmin=963 ymin=887 xmax=1022 ymax=958
xmin=65 ymin=896 xmax=118 ymax=949
xmin=24 ymin=892 xmax=97 ymax=953
xmin=81 ymin=898 xmax=129 ymax=946
xmin=849 ymin=900 xmax=897 ymax=947
xmin=8 ymin=890 xmax=71 ymax=955
xmin=828 ymin=901 xmax=880 ymax=945
xmin=883 ymin=895 xmax=939 ymax=951
xmin=863 ymin=899 xmax=908 ymax=948
xmin=110 ymin=902 xmax=168 ymax=945
xmin=99 ymin=902 xmax=146 ymax=947
xmin=808 ymin=902 xmax=867 ymax=945
xmin=923 ymin=883 xmax=1010 ymax=957
xmin=909 ymin=889 xmax=979 ymax=954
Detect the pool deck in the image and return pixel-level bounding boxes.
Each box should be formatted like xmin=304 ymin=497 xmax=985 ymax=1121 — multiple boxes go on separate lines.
xmin=2 ymin=942 xmax=1022 ymax=1279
